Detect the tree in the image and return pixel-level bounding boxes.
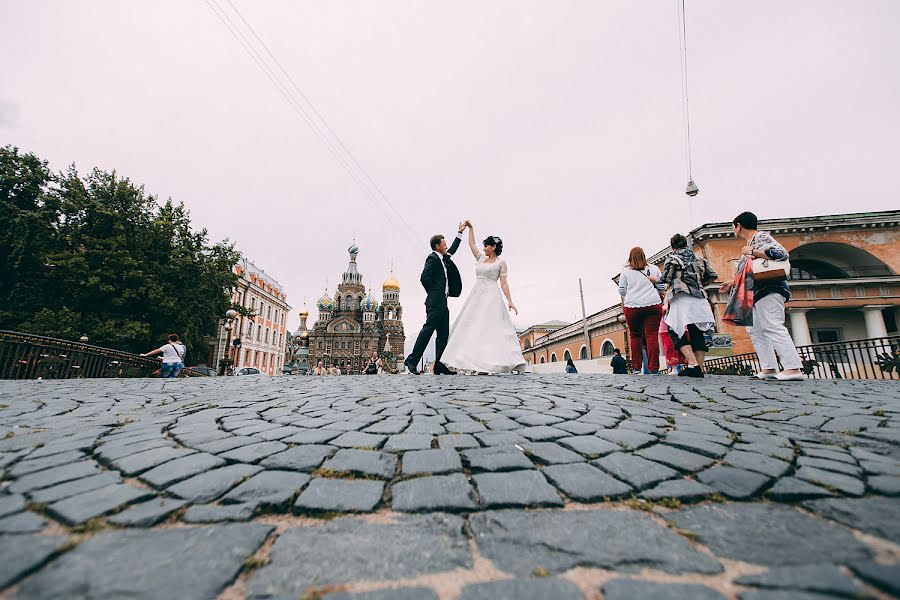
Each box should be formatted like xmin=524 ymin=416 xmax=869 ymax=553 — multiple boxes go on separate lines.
xmin=0 ymin=145 xmax=240 ymax=360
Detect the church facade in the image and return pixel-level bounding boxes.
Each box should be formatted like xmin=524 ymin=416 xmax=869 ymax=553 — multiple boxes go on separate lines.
xmin=308 ymin=244 xmax=406 ymax=373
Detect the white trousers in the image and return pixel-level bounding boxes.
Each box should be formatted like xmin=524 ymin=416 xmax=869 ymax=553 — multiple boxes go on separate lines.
xmin=746 ymin=294 xmax=802 ymax=371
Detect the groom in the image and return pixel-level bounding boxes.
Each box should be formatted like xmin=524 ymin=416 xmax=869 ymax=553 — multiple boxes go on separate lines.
xmin=404 ymin=221 xmax=468 ymax=375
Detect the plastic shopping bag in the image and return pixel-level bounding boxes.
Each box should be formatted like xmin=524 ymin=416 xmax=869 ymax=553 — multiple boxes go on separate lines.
xmin=723 ymin=259 xmax=754 ymax=326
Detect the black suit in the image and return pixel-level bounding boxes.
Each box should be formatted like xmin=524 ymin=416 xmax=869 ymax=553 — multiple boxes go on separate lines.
xmin=407 ymin=235 xmax=462 ymax=368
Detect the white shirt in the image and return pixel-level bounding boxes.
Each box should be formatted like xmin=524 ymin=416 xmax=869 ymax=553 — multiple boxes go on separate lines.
xmin=434 ymin=232 xmax=463 ymax=296
xmin=159 ymin=343 xmax=186 ymax=364
xmin=618 ymin=266 xmax=664 ymax=308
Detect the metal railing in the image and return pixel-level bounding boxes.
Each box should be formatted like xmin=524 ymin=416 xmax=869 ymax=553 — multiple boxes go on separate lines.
xmin=0 ymin=331 xmax=209 ymax=380
xmin=790 ymin=265 xmax=893 ymax=280
xmin=704 ymin=336 xmax=900 ymax=380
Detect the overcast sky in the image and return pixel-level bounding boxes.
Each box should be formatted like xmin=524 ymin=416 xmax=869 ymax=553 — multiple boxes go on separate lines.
xmin=3 ymin=1 xmax=899 ymax=357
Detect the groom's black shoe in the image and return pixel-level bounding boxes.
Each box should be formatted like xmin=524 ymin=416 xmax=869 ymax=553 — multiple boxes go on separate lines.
xmin=404 ymin=360 xmax=420 ymax=375
xmin=433 ymin=361 xmax=455 ymax=375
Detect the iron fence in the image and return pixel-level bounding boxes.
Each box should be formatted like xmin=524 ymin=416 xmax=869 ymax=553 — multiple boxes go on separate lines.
xmin=704 ymin=336 xmax=900 ymax=380
xmin=0 ymin=331 xmax=209 ymax=380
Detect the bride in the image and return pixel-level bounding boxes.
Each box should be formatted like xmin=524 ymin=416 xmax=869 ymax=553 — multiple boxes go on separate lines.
xmin=441 ymin=220 xmax=527 ymax=374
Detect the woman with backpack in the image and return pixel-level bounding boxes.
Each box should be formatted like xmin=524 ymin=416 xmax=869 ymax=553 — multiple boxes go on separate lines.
xmin=141 ymin=334 xmax=186 ymax=378
xmin=365 ymin=352 xmax=381 ymax=375
xmin=618 ymin=247 xmax=666 ymax=374
xmin=660 ymin=234 xmax=719 ymax=378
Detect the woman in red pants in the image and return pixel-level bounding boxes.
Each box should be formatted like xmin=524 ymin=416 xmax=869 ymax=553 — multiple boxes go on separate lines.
xmin=618 ymin=247 xmax=665 ymax=374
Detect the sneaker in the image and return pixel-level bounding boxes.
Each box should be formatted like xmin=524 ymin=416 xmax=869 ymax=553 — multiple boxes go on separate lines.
xmin=686 ymin=366 xmax=705 ymax=378
xmin=749 ymin=372 xmax=777 ymax=380
xmin=775 ymin=372 xmax=804 ymax=381
xmin=633 ymin=370 xmax=643 ymax=375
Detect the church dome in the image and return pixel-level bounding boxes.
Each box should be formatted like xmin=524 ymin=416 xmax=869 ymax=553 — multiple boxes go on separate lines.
xmin=382 ymin=274 xmax=400 ymax=291
xmin=299 ymin=305 xmax=309 ymax=318
xmin=348 ymin=244 xmax=359 ymax=256
xmin=317 ymin=289 xmax=334 ymax=311
xmin=362 ymin=289 xmax=379 ymax=311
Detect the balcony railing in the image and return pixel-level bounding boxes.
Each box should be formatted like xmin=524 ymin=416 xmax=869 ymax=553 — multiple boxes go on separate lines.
xmin=704 ymin=336 xmax=900 ymax=380
xmin=0 ymin=331 xmax=209 ymax=380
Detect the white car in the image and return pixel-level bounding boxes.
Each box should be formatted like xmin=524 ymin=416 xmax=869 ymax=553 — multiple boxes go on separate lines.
xmin=234 ymin=367 xmax=265 ymax=376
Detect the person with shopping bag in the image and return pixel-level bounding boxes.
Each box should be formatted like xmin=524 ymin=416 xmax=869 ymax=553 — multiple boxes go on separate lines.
xmin=720 ymin=212 xmax=803 ymax=381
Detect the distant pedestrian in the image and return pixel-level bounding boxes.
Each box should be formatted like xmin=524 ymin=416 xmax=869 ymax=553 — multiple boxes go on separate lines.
xmin=312 ymin=361 xmax=326 ymax=376
xmin=610 ymin=348 xmax=628 ymax=374
xmin=365 ymin=353 xmax=380 ymax=375
xmin=141 ymin=334 xmax=185 ymax=378
xmin=565 ymin=357 xmax=578 ymax=373
xmin=618 ymin=247 xmax=665 ymax=374
xmin=661 ymin=234 xmax=718 ymax=378
xmin=721 ymin=212 xmax=802 ymax=381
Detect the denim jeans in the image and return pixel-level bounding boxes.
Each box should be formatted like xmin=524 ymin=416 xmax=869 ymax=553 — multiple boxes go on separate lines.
xmin=160 ymin=362 xmax=183 ymax=378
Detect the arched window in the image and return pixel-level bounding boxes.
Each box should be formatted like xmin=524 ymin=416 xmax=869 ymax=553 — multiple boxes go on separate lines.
xmin=540 ymin=356 xmax=546 ymax=364
xmin=601 ymin=341 xmax=615 ymax=356
xmin=524 ymin=339 xmax=532 ymax=350
xmin=563 ymin=350 xmax=571 ymax=361
xmin=580 ymin=346 xmax=588 ymax=360
xmin=345 ymin=295 xmax=353 ymax=310
xmin=551 ymin=353 xmax=557 ymax=362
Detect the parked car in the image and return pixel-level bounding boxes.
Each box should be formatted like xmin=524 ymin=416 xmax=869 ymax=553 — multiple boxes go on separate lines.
xmin=234 ymin=367 xmax=263 ymax=376
xmin=190 ymin=365 xmax=216 ymax=377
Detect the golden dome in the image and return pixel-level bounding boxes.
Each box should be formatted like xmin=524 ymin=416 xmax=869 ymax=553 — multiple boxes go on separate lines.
xmin=383 ymin=274 xmax=400 ymax=291
xmin=299 ymin=306 xmax=309 ymax=318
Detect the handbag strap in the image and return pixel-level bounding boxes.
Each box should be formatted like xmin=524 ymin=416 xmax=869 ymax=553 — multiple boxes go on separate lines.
xmin=169 ymin=343 xmax=184 ymax=361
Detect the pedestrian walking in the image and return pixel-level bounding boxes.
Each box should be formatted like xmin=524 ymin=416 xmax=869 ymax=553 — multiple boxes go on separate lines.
xmin=365 ymin=353 xmax=380 ymax=375
xmin=610 ymin=348 xmax=629 ymax=374
xmin=618 ymin=247 xmax=666 ymax=374
xmin=141 ymin=334 xmax=186 ymax=378
xmin=661 ymin=234 xmax=718 ymax=378
xmin=565 ymin=357 xmax=578 ymax=373
xmin=720 ymin=212 xmax=803 ymax=381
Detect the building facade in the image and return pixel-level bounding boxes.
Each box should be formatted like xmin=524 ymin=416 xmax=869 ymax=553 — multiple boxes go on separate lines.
xmin=208 ymin=258 xmax=291 ymax=375
xmin=309 ymin=244 xmax=406 ymax=374
xmin=522 ymin=210 xmax=900 ymax=371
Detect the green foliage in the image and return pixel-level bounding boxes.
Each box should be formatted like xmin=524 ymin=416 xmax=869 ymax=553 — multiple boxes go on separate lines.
xmin=0 ymin=145 xmax=240 ymax=359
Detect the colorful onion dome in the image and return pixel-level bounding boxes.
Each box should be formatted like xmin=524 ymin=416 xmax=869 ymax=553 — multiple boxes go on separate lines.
xmin=316 ymin=289 xmax=334 ymax=311
xmin=362 ymin=289 xmax=379 ymax=311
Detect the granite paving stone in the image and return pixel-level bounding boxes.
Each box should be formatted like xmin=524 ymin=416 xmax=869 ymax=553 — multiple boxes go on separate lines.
xmin=794 ymin=466 xmax=865 ymax=496
xmin=221 ymin=470 xmax=310 ymax=507
xmin=738 ymin=591 xmax=844 ymax=600
xmin=247 ymin=514 xmax=470 ymax=599
xmin=139 ymin=452 xmax=226 ymax=488
xmin=470 ymin=508 xmax=722 ymax=575
xmin=461 ymin=446 xmax=534 ymax=472
xmin=0 ymin=494 xmax=25 ymax=518
xmin=473 ymin=431 xmax=528 ymax=447
xmin=542 ymin=462 xmax=633 ymax=501
xmin=166 ymin=464 xmax=263 ymax=502
xmin=603 ymin=579 xmax=727 ymax=600
xmin=320 ymin=449 xmax=397 ymax=479
xmin=557 ymin=435 xmax=621 ymax=458
xmin=472 ymin=471 xmax=563 ymax=508
xmin=47 ymin=483 xmax=155 ymax=525
xmin=15 ymin=523 xmax=272 ymax=599
xmin=665 ymin=503 xmax=872 ymax=566
xmin=382 ymin=433 xmax=433 ymax=452
xmin=519 ymin=442 xmax=584 ymax=464
xmin=182 ymin=503 xmax=258 ymax=523
xmin=260 ymin=444 xmax=336 ymax=472
xmin=0 ymin=534 xmax=68 ymax=588
xmin=0 ymin=511 xmax=47 ymax=533
xmin=724 ymin=450 xmax=792 ymax=479
xmin=849 ymin=560 xmax=900 ymax=596
xmin=735 ymin=564 xmax=863 ymax=597
xmin=592 ymin=453 xmax=679 ymax=490
xmin=868 ymin=474 xmax=900 ymax=495
xmin=596 ymin=429 xmax=657 ymax=450
xmin=294 ymin=478 xmax=385 ymax=513
xmin=218 ymin=440 xmax=288 ymax=463
xmin=9 ymin=450 xmax=87 ymax=477
xmin=194 ymin=435 xmax=262 ymax=454
xmin=458 ymin=578 xmax=584 ymax=600
xmin=281 ymin=429 xmax=342 ymax=444
xmin=107 ymin=498 xmax=189 ymax=527
xmin=636 ymin=444 xmax=717 ymax=472
xmin=803 ymin=496 xmax=900 ymax=543
xmin=8 ymin=460 xmax=101 ymax=493
xmin=323 ymin=589 xmax=439 ymax=600
xmin=640 ymin=478 xmax=716 ymax=502
xmin=111 ymin=446 xmax=195 ymax=476
xmin=664 ymin=431 xmax=730 ymax=458
xmin=437 ymin=433 xmax=480 ymax=449
xmin=518 ymin=425 xmax=568 ymax=441
xmin=697 ymin=466 xmax=772 ymax=499
xmin=765 ymin=477 xmax=836 ymax=501
xmin=401 ymin=448 xmax=463 ymax=476
xmin=391 ymin=473 xmax=479 ymax=512
xmin=331 ymin=431 xmax=389 ymax=449
xmin=796 ymin=456 xmax=862 ymax=477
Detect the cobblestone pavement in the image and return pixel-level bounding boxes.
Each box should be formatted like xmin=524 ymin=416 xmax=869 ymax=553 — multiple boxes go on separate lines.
xmin=1 ymin=375 xmax=899 ymax=600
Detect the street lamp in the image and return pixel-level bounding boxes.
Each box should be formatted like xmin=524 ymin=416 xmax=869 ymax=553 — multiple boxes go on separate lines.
xmin=220 ymin=309 xmax=239 ymax=375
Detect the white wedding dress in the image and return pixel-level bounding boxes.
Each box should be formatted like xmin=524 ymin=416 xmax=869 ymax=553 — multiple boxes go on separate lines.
xmin=441 ymin=255 xmax=527 ymax=374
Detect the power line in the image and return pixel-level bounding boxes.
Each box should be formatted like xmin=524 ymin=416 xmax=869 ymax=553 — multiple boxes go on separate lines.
xmin=203 ymin=0 xmax=422 ymax=250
